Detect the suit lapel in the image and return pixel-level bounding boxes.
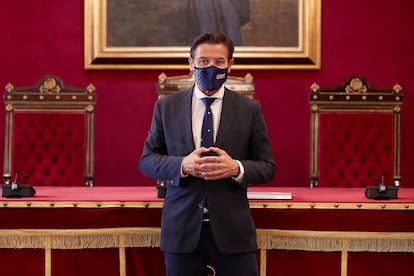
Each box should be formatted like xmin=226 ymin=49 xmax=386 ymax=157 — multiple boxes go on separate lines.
xmin=178 ymin=87 xmax=196 ymax=152
xmin=215 ymin=89 xmax=240 ymax=147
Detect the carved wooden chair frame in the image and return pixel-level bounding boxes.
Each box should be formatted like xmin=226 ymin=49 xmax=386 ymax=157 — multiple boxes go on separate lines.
xmin=3 ymin=75 xmax=96 ymax=186
xmin=309 ymin=76 xmax=403 ymax=187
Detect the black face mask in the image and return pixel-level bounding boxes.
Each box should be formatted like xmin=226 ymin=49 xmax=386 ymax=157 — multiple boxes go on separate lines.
xmin=194 ymin=66 xmax=228 ymax=91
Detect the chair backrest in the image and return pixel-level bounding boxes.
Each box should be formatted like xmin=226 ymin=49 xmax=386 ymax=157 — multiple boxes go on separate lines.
xmin=156 ymin=72 xmax=255 ymax=99
xmin=309 ymin=76 xmax=403 ymax=188
xmin=3 ymin=75 xmax=96 ymax=186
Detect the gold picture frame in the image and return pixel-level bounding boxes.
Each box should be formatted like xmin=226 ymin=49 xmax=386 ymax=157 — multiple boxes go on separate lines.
xmin=84 ymin=0 xmax=321 ymax=70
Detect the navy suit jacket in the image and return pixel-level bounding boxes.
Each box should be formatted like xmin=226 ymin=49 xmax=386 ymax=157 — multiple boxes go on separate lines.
xmin=139 ymin=86 xmax=275 ymax=254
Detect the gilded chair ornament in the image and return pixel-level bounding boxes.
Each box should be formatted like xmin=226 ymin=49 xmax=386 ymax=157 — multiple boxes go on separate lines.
xmin=87 ymin=84 xmax=96 ymax=93
xmin=39 ymin=77 xmax=61 ymax=94
xmin=393 ymin=83 xmax=402 ymax=94
xmin=86 ymin=105 xmax=95 ymax=112
xmin=310 ymin=83 xmax=320 ymax=93
xmin=345 ymin=77 xmax=367 ymax=93
xmin=5 ymin=83 xmax=14 ymax=93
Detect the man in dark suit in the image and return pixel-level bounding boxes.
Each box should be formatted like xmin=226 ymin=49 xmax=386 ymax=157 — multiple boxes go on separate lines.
xmin=139 ymin=32 xmax=275 ymax=276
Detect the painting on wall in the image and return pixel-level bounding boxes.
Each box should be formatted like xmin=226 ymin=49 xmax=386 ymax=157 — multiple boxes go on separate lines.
xmin=84 ymin=0 xmax=321 ymax=70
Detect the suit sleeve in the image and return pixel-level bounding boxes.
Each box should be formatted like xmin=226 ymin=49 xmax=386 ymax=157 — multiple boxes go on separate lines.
xmin=239 ymin=101 xmax=275 ymax=188
xmin=138 ymin=100 xmax=183 ymax=186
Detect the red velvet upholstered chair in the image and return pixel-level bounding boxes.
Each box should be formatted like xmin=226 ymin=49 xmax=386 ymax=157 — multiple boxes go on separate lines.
xmin=309 ymin=76 xmax=403 ymax=188
xmin=3 ymin=76 xmax=96 ymax=186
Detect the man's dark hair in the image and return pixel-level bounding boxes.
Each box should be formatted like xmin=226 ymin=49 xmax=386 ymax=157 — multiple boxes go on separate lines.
xmin=190 ymin=32 xmax=234 ymax=60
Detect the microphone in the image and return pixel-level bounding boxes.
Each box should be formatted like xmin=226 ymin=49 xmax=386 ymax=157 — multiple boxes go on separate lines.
xmin=365 ymin=173 xmax=398 ymax=200
xmin=2 ymin=172 xmax=36 ymax=198
xmin=11 ymin=172 xmax=20 ymax=191
xmin=378 ymin=175 xmax=387 ymax=193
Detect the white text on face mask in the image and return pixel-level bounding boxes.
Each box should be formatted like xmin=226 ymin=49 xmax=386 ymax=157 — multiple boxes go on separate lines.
xmin=216 ymin=73 xmax=226 ymax=80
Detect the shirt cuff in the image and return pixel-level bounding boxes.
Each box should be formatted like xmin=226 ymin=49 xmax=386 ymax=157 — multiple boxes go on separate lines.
xmin=232 ymin=160 xmax=244 ymax=183
xmin=180 ymin=162 xmax=188 ymax=178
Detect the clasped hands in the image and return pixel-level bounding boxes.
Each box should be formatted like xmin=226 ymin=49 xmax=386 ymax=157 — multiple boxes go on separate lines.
xmin=181 ymin=147 xmax=240 ymax=180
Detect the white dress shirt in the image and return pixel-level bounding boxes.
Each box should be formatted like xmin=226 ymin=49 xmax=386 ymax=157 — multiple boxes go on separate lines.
xmin=192 ymin=85 xmax=224 ymax=148
xmin=183 ymin=85 xmax=244 ymax=182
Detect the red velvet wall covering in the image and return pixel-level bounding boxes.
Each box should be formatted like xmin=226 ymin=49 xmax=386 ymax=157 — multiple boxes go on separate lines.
xmin=0 ymin=1 xmax=414 ymax=187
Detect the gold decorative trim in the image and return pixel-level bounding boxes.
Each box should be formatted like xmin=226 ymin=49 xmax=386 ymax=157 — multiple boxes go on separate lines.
xmin=39 ymin=77 xmax=61 ymax=94
xmin=0 ymin=227 xmax=160 ymax=249
xmin=310 ymin=82 xmax=320 ymax=93
xmin=393 ymin=83 xmax=402 ymax=93
xmin=259 ymin=249 xmax=266 ymax=276
xmin=5 ymin=104 xmax=13 ymax=112
xmin=0 ymin=201 xmax=164 ymax=209
xmin=86 ymin=104 xmax=95 ymax=112
xmin=84 ymin=0 xmax=321 ymax=70
xmin=1 ymin=227 xmax=413 ymax=253
xmin=256 ymin=229 xmax=414 ymax=252
xmin=248 ymin=201 xmax=412 ymax=210
xmin=86 ymin=84 xmax=96 ymax=93
xmin=1 ymin=227 xmax=413 ymax=276
xmin=45 ymin=236 xmax=52 ymax=276
xmin=5 ymin=83 xmax=14 ymax=93
xmin=119 ymin=234 xmax=126 ymax=276
xmin=0 ymin=200 xmax=412 ymax=210
xmin=345 ymin=77 xmax=367 ymax=93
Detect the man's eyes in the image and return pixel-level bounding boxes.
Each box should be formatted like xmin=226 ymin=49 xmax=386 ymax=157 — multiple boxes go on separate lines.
xmin=197 ymin=59 xmax=226 ymax=66
xmin=199 ymin=59 xmax=210 ymax=64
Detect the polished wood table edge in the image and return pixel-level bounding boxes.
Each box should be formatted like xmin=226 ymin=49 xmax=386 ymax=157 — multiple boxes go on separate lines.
xmin=249 ymin=201 xmax=413 ymax=210
xmin=0 ymin=201 xmax=413 ymax=210
xmin=0 ymin=201 xmax=164 ymax=209
xmin=1 ymin=186 xmax=413 ymax=210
